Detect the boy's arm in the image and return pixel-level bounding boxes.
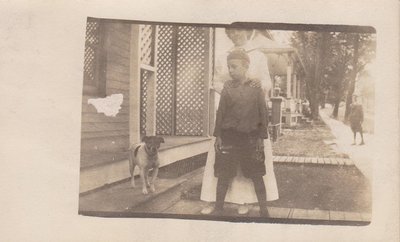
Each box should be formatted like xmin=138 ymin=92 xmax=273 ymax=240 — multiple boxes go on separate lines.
xmin=360 ymin=105 xmax=364 ymax=123
xmin=213 ymin=87 xmax=229 ymax=152
xmin=213 ymin=87 xmax=228 ymax=138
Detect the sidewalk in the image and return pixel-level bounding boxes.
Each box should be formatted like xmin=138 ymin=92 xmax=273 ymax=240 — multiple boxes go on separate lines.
xmin=319 ymin=105 xmax=374 ymax=181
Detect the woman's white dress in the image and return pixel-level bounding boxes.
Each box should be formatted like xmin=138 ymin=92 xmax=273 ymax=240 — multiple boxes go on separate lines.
xmin=200 ymin=42 xmax=279 ymax=203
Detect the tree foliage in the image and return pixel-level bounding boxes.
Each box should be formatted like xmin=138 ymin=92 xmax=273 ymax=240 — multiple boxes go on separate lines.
xmin=291 ymin=31 xmax=376 ymax=120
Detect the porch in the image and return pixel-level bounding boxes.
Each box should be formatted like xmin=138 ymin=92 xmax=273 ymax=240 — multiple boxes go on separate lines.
xmin=79 ymin=20 xmax=308 ymax=194
xmin=80 ymin=20 xmax=216 ymax=193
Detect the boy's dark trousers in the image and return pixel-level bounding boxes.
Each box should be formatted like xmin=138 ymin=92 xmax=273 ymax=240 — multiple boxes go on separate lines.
xmin=213 ymin=129 xmax=269 ymax=216
xmin=215 ymin=175 xmax=268 ymax=216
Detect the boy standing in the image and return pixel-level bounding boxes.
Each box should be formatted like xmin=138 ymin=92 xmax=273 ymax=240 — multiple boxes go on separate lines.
xmin=212 ymin=49 xmax=269 ymax=217
xmin=349 ymin=95 xmax=365 ymax=145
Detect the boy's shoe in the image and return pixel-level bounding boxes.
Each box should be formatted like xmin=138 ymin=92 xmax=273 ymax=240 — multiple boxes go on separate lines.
xmin=200 ymin=204 xmax=215 ymax=215
xmin=237 ymin=204 xmax=250 ymax=215
xmin=201 ymin=204 xmax=224 ymax=215
xmin=359 ymin=141 xmax=365 ymax=145
xmin=211 ymin=207 xmax=224 ymax=216
xmin=351 ymin=143 xmax=356 ymax=145
xmin=259 ymin=207 xmax=270 ymax=217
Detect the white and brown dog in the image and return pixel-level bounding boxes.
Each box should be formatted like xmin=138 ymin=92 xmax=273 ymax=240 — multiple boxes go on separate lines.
xmin=129 ymin=136 xmax=164 ymax=194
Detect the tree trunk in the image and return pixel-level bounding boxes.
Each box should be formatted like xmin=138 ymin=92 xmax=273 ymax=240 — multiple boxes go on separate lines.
xmin=332 ymin=96 xmax=341 ymax=118
xmin=310 ymin=93 xmax=319 ymax=120
xmin=331 ymin=57 xmax=346 ymax=118
xmin=320 ymin=93 xmax=326 ymax=108
xmin=344 ymin=34 xmax=360 ymax=121
xmin=310 ymin=32 xmax=329 ymax=120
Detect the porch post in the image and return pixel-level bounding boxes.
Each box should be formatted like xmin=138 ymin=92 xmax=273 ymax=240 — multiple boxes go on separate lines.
xmin=297 ymin=77 xmax=301 ymax=99
xmin=203 ymin=27 xmax=213 ymax=136
xmin=293 ymin=73 xmax=297 ymax=99
xmin=286 ymin=54 xmax=292 ymax=98
xmin=129 ymin=24 xmax=141 ymax=145
xmin=145 ymin=26 xmax=158 ymax=136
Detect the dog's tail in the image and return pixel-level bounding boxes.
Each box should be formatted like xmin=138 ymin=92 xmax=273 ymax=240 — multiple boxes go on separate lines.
xmin=133 ymin=145 xmax=140 ymax=157
xmin=128 ymin=144 xmax=141 ymax=176
xmin=128 ymin=148 xmax=133 ymax=175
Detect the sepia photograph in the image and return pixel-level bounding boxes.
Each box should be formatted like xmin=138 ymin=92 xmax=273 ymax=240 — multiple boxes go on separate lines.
xmin=77 ymin=18 xmax=376 ymax=225
xmin=1 ymin=0 xmax=399 ymax=241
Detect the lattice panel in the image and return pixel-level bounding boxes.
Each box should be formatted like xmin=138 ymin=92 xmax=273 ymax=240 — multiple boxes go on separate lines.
xmin=156 ymin=25 xmax=175 ymax=135
xmin=84 ymin=20 xmax=99 ymax=86
xmin=140 ymin=25 xmax=154 ymax=66
xmin=140 ymin=69 xmax=150 ymax=135
xmin=86 ymin=21 xmax=99 ymax=45
xmin=175 ymin=26 xmax=206 ymax=136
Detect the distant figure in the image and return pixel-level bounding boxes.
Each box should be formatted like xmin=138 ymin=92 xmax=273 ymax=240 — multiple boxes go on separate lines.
xmin=349 ymin=95 xmax=365 ymax=145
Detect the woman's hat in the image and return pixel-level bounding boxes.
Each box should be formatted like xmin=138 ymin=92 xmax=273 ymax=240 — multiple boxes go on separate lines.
xmin=225 ymin=27 xmax=254 ymax=40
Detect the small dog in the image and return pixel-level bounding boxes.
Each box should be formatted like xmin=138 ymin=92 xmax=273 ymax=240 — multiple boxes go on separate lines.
xmin=129 ymin=136 xmax=164 ymax=194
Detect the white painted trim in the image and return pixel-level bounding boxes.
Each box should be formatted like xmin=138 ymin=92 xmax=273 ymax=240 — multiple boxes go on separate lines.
xmin=79 ymin=138 xmax=211 ymax=193
xmin=129 ymin=24 xmax=141 ymax=145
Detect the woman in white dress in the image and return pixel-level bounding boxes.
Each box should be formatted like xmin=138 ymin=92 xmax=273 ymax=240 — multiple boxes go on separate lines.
xmin=200 ymin=28 xmax=279 ymax=215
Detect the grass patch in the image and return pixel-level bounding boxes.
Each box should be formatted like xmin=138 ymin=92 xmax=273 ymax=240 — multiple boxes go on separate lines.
xmin=268 ymin=164 xmax=371 ymax=212
xmin=272 ymin=120 xmax=348 ymax=158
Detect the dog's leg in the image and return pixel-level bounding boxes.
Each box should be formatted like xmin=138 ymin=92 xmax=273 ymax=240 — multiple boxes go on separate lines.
xmin=149 ymin=167 xmax=159 ymax=193
xmin=130 ymin=164 xmax=136 ymax=188
xmin=146 ymin=170 xmax=151 ymax=187
xmin=129 ymin=153 xmax=136 ymax=188
xmin=140 ymin=169 xmax=148 ymax=194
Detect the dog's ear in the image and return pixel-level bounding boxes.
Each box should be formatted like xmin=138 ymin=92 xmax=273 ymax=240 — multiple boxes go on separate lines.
xmin=142 ymin=136 xmax=149 ymax=143
xmin=158 ymin=137 xmax=165 ymax=143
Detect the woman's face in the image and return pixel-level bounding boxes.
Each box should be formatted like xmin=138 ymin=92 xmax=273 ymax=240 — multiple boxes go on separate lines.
xmin=228 ymin=29 xmax=249 ymax=47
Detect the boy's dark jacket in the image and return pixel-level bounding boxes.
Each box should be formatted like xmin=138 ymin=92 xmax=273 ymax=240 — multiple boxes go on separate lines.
xmin=213 ymin=79 xmax=269 ymax=139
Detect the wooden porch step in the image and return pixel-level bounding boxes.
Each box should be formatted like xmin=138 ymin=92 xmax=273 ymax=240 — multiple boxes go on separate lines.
xmin=80 ymin=151 xmax=129 ymax=170
xmin=81 ymin=135 xmax=129 ymax=153
xmin=79 ymin=136 xmax=211 ymax=193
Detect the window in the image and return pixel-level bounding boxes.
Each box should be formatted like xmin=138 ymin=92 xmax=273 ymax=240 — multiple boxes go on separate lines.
xmin=83 ymin=18 xmax=106 ymax=97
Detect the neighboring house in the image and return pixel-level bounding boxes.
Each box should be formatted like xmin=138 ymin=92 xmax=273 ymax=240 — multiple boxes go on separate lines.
xmin=254 ymin=30 xmax=307 ymax=126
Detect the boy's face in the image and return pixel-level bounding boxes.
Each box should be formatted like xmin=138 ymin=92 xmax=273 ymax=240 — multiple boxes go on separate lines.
xmin=228 ymin=59 xmax=248 ymax=81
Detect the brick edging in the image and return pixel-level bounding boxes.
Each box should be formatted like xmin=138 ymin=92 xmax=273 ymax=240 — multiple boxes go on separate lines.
xmin=273 ymin=156 xmax=354 ymax=166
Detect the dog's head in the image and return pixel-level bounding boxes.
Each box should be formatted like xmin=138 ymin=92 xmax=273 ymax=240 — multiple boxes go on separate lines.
xmin=142 ymin=136 xmax=164 ymax=156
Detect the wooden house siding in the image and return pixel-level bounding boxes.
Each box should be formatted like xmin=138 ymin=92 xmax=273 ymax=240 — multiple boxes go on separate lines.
xmin=81 ymin=22 xmax=132 ymax=169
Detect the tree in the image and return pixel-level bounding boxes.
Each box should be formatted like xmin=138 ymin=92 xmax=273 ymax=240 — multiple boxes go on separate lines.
xmin=344 ymin=33 xmax=376 ymax=121
xmin=291 ymin=31 xmax=376 ymax=121
xmin=291 ymin=31 xmax=329 ymax=120
xmin=325 ymin=32 xmax=354 ymax=118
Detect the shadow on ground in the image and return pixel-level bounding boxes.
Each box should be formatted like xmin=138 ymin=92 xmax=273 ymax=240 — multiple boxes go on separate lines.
xmin=182 ymin=163 xmax=371 ymax=213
